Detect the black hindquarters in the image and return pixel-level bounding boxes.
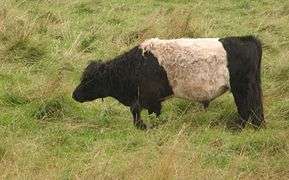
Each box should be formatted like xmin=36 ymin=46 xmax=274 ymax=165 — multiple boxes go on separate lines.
xmin=219 ymin=36 xmax=264 ymax=129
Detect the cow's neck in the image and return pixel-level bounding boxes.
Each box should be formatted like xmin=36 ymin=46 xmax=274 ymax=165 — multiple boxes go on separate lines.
xmin=107 ymin=56 xmax=139 ymax=107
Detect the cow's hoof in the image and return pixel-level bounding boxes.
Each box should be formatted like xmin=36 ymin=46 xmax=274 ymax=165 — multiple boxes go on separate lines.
xmin=136 ymin=122 xmax=147 ymax=130
xmin=226 ymin=119 xmax=245 ymax=132
xmin=251 ymin=120 xmax=266 ymax=130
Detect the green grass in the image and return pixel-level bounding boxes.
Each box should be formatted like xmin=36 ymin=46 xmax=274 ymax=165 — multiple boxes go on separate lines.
xmin=0 ymin=0 xmax=289 ymax=179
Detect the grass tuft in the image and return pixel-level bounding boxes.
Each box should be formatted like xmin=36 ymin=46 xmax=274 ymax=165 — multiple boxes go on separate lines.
xmin=34 ymin=99 xmax=65 ymax=120
xmin=0 ymin=91 xmax=29 ymax=106
xmin=73 ymin=3 xmax=95 ymax=15
xmin=6 ymin=40 xmax=45 ymax=65
xmin=79 ymin=35 xmax=97 ymax=53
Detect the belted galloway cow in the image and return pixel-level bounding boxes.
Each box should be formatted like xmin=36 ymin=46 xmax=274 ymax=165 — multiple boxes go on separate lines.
xmin=73 ymin=36 xmax=264 ymax=130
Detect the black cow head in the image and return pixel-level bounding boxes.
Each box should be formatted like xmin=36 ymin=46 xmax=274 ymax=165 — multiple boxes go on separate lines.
xmin=72 ymin=61 xmax=109 ymax=102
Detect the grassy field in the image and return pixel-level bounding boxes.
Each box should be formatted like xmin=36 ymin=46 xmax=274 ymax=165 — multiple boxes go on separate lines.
xmin=0 ymin=0 xmax=289 ymax=179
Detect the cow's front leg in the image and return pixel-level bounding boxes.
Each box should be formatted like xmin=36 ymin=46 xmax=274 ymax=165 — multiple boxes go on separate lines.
xmin=147 ymin=101 xmax=162 ymax=117
xmin=130 ymin=102 xmax=147 ymax=130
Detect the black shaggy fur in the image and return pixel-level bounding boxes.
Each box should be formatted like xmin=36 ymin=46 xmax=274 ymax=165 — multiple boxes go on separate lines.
xmin=219 ymin=36 xmax=264 ymax=128
xmin=72 ymin=46 xmax=173 ymax=129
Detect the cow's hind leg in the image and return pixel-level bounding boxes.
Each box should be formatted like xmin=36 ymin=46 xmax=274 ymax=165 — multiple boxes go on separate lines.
xmin=248 ymin=80 xmax=264 ymax=128
xmin=130 ymin=102 xmax=147 ymax=130
xmin=230 ymin=81 xmax=250 ymax=129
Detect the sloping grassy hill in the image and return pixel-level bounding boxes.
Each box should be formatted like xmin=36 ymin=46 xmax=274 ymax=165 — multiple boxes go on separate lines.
xmin=0 ymin=0 xmax=289 ymax=179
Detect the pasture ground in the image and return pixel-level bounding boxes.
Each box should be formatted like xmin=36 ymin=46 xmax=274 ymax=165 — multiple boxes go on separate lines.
xmin=0 ymin=0 xmax=289 ymax=179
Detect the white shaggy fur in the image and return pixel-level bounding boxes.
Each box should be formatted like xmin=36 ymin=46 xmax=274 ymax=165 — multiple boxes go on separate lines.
xmin=140 ymin=38 xmax=230 ymax=102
